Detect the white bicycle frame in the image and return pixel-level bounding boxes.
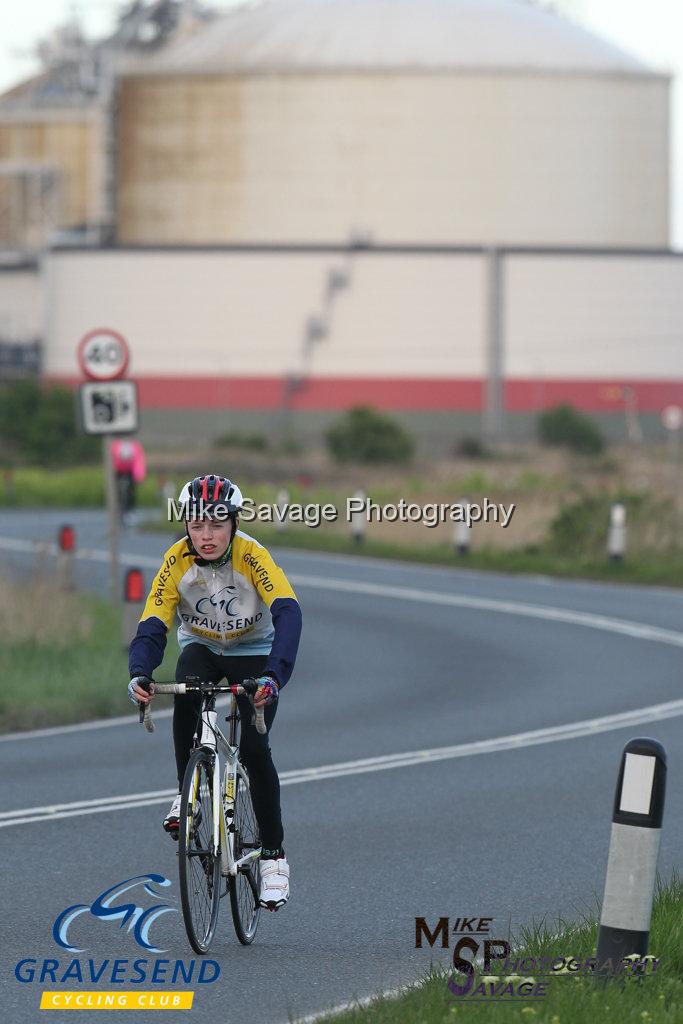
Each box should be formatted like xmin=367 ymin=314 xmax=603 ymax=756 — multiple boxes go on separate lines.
xmin=196 ymin=697 xmax=262 ymax=879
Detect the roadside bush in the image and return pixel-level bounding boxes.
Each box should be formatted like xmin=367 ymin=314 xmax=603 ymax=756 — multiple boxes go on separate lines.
xmin=455 ymin=435 xmax=488 ymax=459
xmin=537 ymin=404 xmax=605 ymax=455
xmin=214 ymin=430 xmax=269 ymax=451
xmin=0 ymin=380 xmax=98 ymax=466
xmin=325 ymin=406 xmax=414 ymax=464
xmin=548 ymin=491 xmax=646 ymax=558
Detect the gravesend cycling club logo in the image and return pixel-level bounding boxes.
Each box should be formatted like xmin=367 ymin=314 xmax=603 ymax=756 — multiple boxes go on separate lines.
xmin=195 ymin=586 xmax=240 ymax=617
xmin=14 ymin=872 xmax=221 ymax=1010
xmin=53 ymin=874 xmax=177 ymax=954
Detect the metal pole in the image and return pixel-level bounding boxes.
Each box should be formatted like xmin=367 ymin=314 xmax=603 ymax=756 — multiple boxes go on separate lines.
xmin=104 ymin=436 xmax=120 ymax=604
xmin=669 ymin=426 xmax=680 ymax=531
xmin=484 ymin=247 xmax=504 ymax=441
xmin=596 ymin=738 xmax=666 ymax=978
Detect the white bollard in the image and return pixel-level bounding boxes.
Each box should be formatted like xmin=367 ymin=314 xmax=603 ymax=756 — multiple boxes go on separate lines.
xmin=607 ymin=502 xmax=627 ymax=562
xmin=350 ymin=489 xmax=366 ymax=544
xmin=453 ymin=500 xmax=471 ymax=556
xmin=596 ymin=738 xmax=666 ymax=978
xmin=275 ymin=488 xmax=289 ymax=532
xmin=162 ymin=479 xmax=176 ymax=504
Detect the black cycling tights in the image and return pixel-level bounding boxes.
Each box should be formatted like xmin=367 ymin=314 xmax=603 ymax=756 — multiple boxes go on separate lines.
xmin=174 ymin=644 xmax=283 ymax=853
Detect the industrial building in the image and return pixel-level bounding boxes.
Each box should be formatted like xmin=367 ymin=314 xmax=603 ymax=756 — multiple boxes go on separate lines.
xmin=0 ymin=0 xmax=681 ymax=447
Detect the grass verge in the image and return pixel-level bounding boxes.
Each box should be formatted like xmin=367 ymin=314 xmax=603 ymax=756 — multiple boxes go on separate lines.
xmin=304 ymin=871 xmax=682 ymax=1023
xmin=0 ymin=579 xmax=179 ymax=732
xmin=148 ymin=517 xmax=683 ymax=588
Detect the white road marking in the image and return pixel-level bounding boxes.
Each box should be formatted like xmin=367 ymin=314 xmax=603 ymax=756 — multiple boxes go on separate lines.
xmin=289 ymin=984 xmax=413 ymax=1024
xmin=0 ymin=708 xmax=173 ymax=743
xmin=290 ymin=574 xmax=683 ymax=650
xmin=3 ymin=697 xmax=683 ymax=829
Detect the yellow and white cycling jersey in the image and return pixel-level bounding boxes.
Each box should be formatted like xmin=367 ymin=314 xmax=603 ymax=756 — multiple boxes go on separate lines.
xmin=129 ymin=530 xmax=302 ymax=685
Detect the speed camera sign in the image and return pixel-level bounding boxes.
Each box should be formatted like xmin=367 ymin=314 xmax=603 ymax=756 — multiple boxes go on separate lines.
xmin=78 ymin=328 xmax=130 ymax=381
xmin=79 ymin=380 xmax=138 ymax=434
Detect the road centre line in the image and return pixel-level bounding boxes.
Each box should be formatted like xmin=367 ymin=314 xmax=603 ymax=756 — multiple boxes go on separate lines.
xmin=290 ymin=573 xmax=683 ymax=649
xmin=3 ymin=534 xmax=683 ymax=646
xmin=3 ymin=697 xmax=683 ymax=829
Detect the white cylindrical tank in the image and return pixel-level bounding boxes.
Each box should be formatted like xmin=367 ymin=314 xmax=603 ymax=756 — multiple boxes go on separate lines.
xmin=116 ymin=0 xmax=669 ymax=247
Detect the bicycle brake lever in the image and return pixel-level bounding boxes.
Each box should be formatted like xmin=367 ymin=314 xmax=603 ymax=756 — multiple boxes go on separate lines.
xmin=242 ymin=678 xmax=267 ymax=736
xmin=253 ymin=704 xmax=266 ymax=736
xmin=138 ymin=680 xmax=155 ymax=733
xmin=142 ymin=701 xmax=155 ymax=734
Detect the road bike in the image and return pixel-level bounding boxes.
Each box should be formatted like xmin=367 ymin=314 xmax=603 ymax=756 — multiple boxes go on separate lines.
xmin=140 ymin=679 xmax=265 ymax=953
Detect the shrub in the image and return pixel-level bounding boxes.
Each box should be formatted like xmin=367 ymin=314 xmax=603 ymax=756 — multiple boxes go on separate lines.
xmin=214 ymin=430 xmax=269 ymax=451
xmin=0 ymin=380 xmax=98 ymax=466
xmin=325 ymin=405 xmax=414 ymax=464
xmin=548 ymin=491 xmax=645 ymax=558
xmin=537 ymin=404 xmax=604 ymax=455
xmin=456 ymin=435 xmax=488 ymax=459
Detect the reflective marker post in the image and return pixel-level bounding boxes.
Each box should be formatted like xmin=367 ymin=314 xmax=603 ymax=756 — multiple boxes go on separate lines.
xmin=276 ymin=488 xmax=289 ymax=533
xmin=453 ymin=499 xmax=471 ymax=556
xmin=350 ymin=489 xmax=366 ymax=544
xmin=596 ymin=738 xmax=666 ymax=977
xmin=56 ymin=524 xmax=75 ymax=590
xmin=607 ymin=502 xmax=626 ymax=563
xmin=123 ymin=568 xmax=145 ymax=650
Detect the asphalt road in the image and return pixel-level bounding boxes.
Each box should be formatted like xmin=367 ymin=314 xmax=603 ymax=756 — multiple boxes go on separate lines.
xmin=1 ymin=510 xmax=682 ymax=1023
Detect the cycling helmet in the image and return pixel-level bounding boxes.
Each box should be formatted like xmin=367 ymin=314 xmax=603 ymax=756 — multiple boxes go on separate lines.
xmin=178 ymin=474 xmax=244 ymax=518
xmin=178 ymin=475 xmax=243 ymax=563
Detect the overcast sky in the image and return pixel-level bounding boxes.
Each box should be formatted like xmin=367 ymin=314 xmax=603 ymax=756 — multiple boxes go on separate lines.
xmin=1 ymin=0 xmax=682 ymax=246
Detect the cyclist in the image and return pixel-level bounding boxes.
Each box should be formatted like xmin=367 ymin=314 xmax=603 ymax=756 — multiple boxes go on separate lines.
xmin=127 ymin=474 xmax=302 ymax=910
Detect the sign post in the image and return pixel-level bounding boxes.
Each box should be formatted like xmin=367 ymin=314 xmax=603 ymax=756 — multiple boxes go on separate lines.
xmin=77 ymin=329 xmax=135 ymax=604
xmin=661 ymin=405 xmax=682 ymax=530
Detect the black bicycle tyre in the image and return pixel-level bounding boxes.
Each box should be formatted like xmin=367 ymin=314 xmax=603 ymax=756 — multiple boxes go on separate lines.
xmin=228 ymin=763 xmax=261 ymax=945
xmin=179 ymin=748 xmax=221 ymax=955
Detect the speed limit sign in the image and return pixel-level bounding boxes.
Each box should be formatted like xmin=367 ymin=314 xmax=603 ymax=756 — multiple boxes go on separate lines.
xmin=77 ymin=328 xmax=130 ymax=381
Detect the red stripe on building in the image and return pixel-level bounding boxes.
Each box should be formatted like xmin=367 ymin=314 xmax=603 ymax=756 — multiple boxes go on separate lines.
xmin=49 ymin=376 xmax=683 ymax=412
xmin=506 ymin=380 xmax=683 ymax=413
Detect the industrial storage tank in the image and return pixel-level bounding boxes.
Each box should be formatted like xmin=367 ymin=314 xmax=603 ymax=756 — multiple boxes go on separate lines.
xmin=116 ymin=0 xmax=669 ymax=247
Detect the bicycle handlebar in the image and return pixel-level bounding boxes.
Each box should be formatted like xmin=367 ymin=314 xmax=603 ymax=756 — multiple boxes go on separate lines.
xmin=138 ymin=680 xmax=266 ymax=736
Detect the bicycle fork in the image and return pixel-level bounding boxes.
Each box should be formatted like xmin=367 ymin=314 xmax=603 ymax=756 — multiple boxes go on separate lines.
xmin=198 ymin=705 xmax=260 ymax=880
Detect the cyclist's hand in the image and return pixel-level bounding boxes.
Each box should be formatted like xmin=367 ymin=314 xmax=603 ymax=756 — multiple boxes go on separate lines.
xmin=128 ymin=676 xmax=155 ymax=706
xmin=253 ymin=676 xmax=279 ymax=707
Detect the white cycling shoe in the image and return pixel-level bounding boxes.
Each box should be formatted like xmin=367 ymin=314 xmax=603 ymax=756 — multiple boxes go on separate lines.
xmin=259 ymin=857 xmax=290 ymax=911
xmin=163 ymin=794 xmax=182 ymax=839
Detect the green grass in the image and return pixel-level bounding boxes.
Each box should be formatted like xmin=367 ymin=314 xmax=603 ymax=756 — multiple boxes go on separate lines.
xmin=0 ymin=466 xmax=162 ymax=508
xmin=302 ymin=872 xmax=683 ymax=1024
xmin=0 ymin=579 xmax=180 ymax=732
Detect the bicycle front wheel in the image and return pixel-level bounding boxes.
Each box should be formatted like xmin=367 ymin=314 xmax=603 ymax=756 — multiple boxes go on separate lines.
xmin=179 ymin=748 xmax=221 ymax=954
xmin=229 ymin=764 xmax=261 ymax=945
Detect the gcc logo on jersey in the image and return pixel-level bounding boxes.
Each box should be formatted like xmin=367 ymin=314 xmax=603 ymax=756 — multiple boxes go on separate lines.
xmin=196 ymin=586 xmax=239 ymax=616
xmin=53 ymin=874 xmax=178 ymax=954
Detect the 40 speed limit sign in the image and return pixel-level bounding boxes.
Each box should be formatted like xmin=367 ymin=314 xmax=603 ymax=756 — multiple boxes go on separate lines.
xmin=77 ymin=328 xmax=130 ymax=381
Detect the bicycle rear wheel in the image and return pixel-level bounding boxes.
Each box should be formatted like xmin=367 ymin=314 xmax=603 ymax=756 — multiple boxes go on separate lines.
xmin=229 ymin=764 xmax=261 ymax=945
xmin=179 ymin=748 xmax=221 ymax=954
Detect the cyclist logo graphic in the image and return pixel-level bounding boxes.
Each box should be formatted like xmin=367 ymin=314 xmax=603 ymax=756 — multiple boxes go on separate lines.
xmin=196 ymin=586 xmax=239 ymax=616
xmin=53 ymin=874 xmax=178 ymax=954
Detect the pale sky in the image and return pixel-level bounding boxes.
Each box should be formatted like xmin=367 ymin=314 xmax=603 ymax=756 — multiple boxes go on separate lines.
xmin=1 ymin=0 xmax=682 ymax=246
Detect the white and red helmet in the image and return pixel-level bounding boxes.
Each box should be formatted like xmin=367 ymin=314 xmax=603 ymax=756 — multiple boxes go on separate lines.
xmin=178 ymin=474 xmax=243 ymax=518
